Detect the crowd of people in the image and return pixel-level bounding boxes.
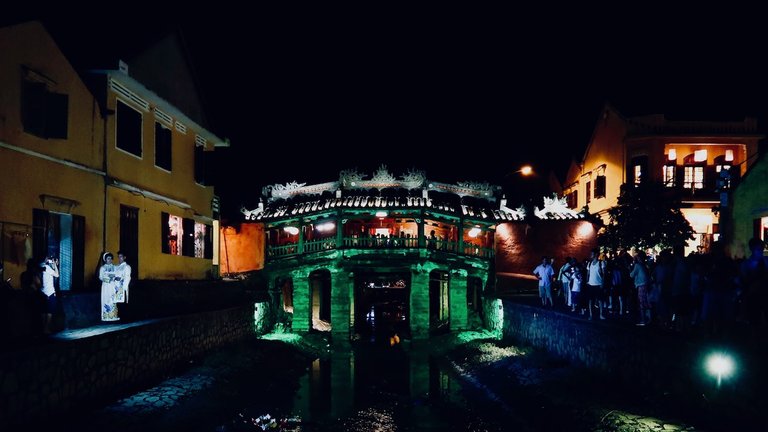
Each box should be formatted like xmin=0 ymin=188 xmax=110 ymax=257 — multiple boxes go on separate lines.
xmin=0 ymin=250 xmax=132 ymax=345
xmin=533 ymin=238 xmax=768 ymax=337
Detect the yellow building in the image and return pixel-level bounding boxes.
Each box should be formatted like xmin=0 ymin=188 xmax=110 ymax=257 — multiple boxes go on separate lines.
xmin=562 ymin=104 xmax=762 ymax=255
xmin=0 ymin=21 xmax=228 ymax=292
xmin=0 ymin=21 xmax=106 ymax=290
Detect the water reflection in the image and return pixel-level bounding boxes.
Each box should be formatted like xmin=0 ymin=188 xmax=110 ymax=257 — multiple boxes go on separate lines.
xmin=56 ymin=337 xmax=507 ymax=432
xmin=291 ymin=342 xmax=505 ymax=431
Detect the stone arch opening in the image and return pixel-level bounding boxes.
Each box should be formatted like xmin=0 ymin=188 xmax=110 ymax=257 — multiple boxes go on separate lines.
xmin=429 ymin=269 xmax=450 ymax=333
xmin=275 ymin=276 xmax=293 ymax=313
xmin=309 ymin=269 xmax=332 ymax=332
xmin=467 ymin=275 xmax=483 ymax=328
xmin=354 ymin=272 xmax=410 ymax=343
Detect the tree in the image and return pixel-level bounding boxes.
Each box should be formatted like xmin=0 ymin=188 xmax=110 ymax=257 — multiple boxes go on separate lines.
xmin=598 ymin=182 xmax=694 ymax=252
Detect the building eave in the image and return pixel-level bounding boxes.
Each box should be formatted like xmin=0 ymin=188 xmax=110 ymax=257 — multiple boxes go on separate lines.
xmin=92 ymin=70 xmax=228 ymax=147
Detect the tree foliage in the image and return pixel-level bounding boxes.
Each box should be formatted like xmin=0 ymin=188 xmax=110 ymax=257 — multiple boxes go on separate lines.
xmin=598 ymin=181 xmax=695 ymax=251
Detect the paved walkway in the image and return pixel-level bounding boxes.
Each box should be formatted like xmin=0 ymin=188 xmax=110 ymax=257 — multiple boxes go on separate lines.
xmin=51 ymin=319 xmax=162 ymax=341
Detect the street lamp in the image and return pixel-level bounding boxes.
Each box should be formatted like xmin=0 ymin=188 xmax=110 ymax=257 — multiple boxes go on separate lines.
xmin=505 ymin=165 xmax=534 ymax=179
xmin=504 ymin=164 xmax=543 ymax=205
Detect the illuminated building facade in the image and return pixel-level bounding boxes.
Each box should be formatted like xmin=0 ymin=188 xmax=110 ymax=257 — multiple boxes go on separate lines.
xmin=0 ymin=21 xmax=227 ymax=295
xmin=243 ymin=166 xmax=592 ymax=341
xmin=728 ymin=151 xmax=768 ymax=257
xmin=87 ymin=36 xmax=229 ymax=280
xmin=562 ymin=104 xmax=762 ymax=255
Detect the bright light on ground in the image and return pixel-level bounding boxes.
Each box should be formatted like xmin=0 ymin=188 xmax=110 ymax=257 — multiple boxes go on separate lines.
xmin=706 ymin=352 xmax=735 ymax=387
xmin=261 ymin=332 xmax=303 ymax=344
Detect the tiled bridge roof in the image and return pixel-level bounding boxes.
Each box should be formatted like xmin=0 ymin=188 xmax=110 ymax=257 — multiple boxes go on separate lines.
xmin=246 ymin=193 xmax=584 ymax=223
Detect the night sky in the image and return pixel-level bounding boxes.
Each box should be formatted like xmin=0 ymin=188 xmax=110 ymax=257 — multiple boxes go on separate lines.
xmin=4 ymin=10 xmax=767 ymax=221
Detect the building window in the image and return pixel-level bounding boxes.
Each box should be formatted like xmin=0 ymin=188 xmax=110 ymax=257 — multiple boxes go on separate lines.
xmin=715 ymin=154 xmax=732 ymax=174
xmin=161 ymin=212 xmax=182 ymax=255
xmin=21 ymin=80 xmax=68 ymax=139
xmin=630 ymin=155 xmax=648 ymax=185
xmin=585 ymin=181 xmax=592 ymax=204
xmin=683 ymin=166 xmax=704 ymax=189
xmin=182 ymin=218 xmax=194 ymax=257
xmin=755 ymin=217 xmax=768 ymax=245
xmin=594 ymin=175 xmax=606 ymax=198
xmin=116 ymin=100 xmax=142 ymax=157
xmin=694 ymin=149 xmax=707 ymax=162
xmin=716 ymin=164 xmax=732 ymax=190
xmin=193 ymin=222 xmax=213 ymax=258
xmin=725 ymin=149 xmax=734 ymax=162
xmin=194 ymin=223 xmax=205 ymax=258
xmin=567 ymin=190 xmax=578 ymax=209
xmin=663 ymin=165 xmax=676 ymax=187
xmin=154 ymin=122 xmax=172 ymax=171
xmin=667 ymin=149 xmax=677 ymax=161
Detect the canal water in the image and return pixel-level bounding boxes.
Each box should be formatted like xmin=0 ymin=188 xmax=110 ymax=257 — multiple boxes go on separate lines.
xmin=284 ymin=340 xmax=510 ymax=431
xmin=50 ymin=332 xmax=709 ymax=432
xmin=53 ymin=334 xmax=512 ymax=432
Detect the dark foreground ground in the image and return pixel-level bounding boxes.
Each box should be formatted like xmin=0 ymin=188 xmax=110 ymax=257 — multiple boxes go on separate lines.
xmin=35 ymin=330 xmax=763 ymax=432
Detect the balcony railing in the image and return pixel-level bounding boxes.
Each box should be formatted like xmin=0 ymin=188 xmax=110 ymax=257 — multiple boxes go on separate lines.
xmin=303 ymin=238 xmax=338 ymax=253
xmin=267 ymin=243 xmax=300 ymax=258
xmin=462 ymin=245 xmax=495 ymax=258
xmin=342 ymin=236 xmax=419 ymax=249
xmin=268 ymin=235 xmax=494 ymax=260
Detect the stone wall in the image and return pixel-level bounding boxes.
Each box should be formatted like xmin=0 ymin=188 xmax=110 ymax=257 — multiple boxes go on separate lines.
xmin=488 ymin=300 xmax=713 ymax=394
xmin=495 ymin=220 xmax=598 ymax=279
xmin=59 ymin=279 xmax=255 ymax=330
xmin=0 ymin=305 xmax=255 ymax=427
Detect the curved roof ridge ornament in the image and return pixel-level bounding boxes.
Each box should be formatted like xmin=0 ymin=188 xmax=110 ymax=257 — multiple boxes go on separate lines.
xmin=262 ymin=180 xmax=340 ymax=202
xmin=499 ymin=198 xmax=526 ymax=220
xmin=534 ymin=193 xmax=580 ymax=219
xmin=401 ymin=168 xmax=426 ymax=189
xmin=340 ymin=168 xmax=366 ymax=188
xmin=370 ymin=164 xmax=397 ymax=184
xmin=455 ymin=180 xmax=493 ymax=192
xmin=241 ymin=199 xmax=264 ymax=220
xmin=429 ymin=180 xmax=500 ymax=200
xmin=342 ymin=166 xmax=425 ymax=190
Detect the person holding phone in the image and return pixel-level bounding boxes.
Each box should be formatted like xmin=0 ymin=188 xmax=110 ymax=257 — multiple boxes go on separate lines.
xmin=40 ymin=256 xmax=59 ymax=334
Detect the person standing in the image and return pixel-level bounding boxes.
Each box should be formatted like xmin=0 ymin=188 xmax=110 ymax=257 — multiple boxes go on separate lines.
xmin=570 ymin=261 xmax=584 ymax=314
xmin=40 ymin=257 xmax=59 ymax=334
xmin=586 ymin=249 xmax=606 ymax=320
xmin=557 ymin=257 xmax=573 ymax=308
xmin=630 ymin=251 xmax=651 ymax=326
xmin=115 ymin=251 xmax=132 ymax=320
xmin=100 ymin=252 xmax=119 ymax=322
xmin=533 ymin=256 xmax=555 ymax=307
